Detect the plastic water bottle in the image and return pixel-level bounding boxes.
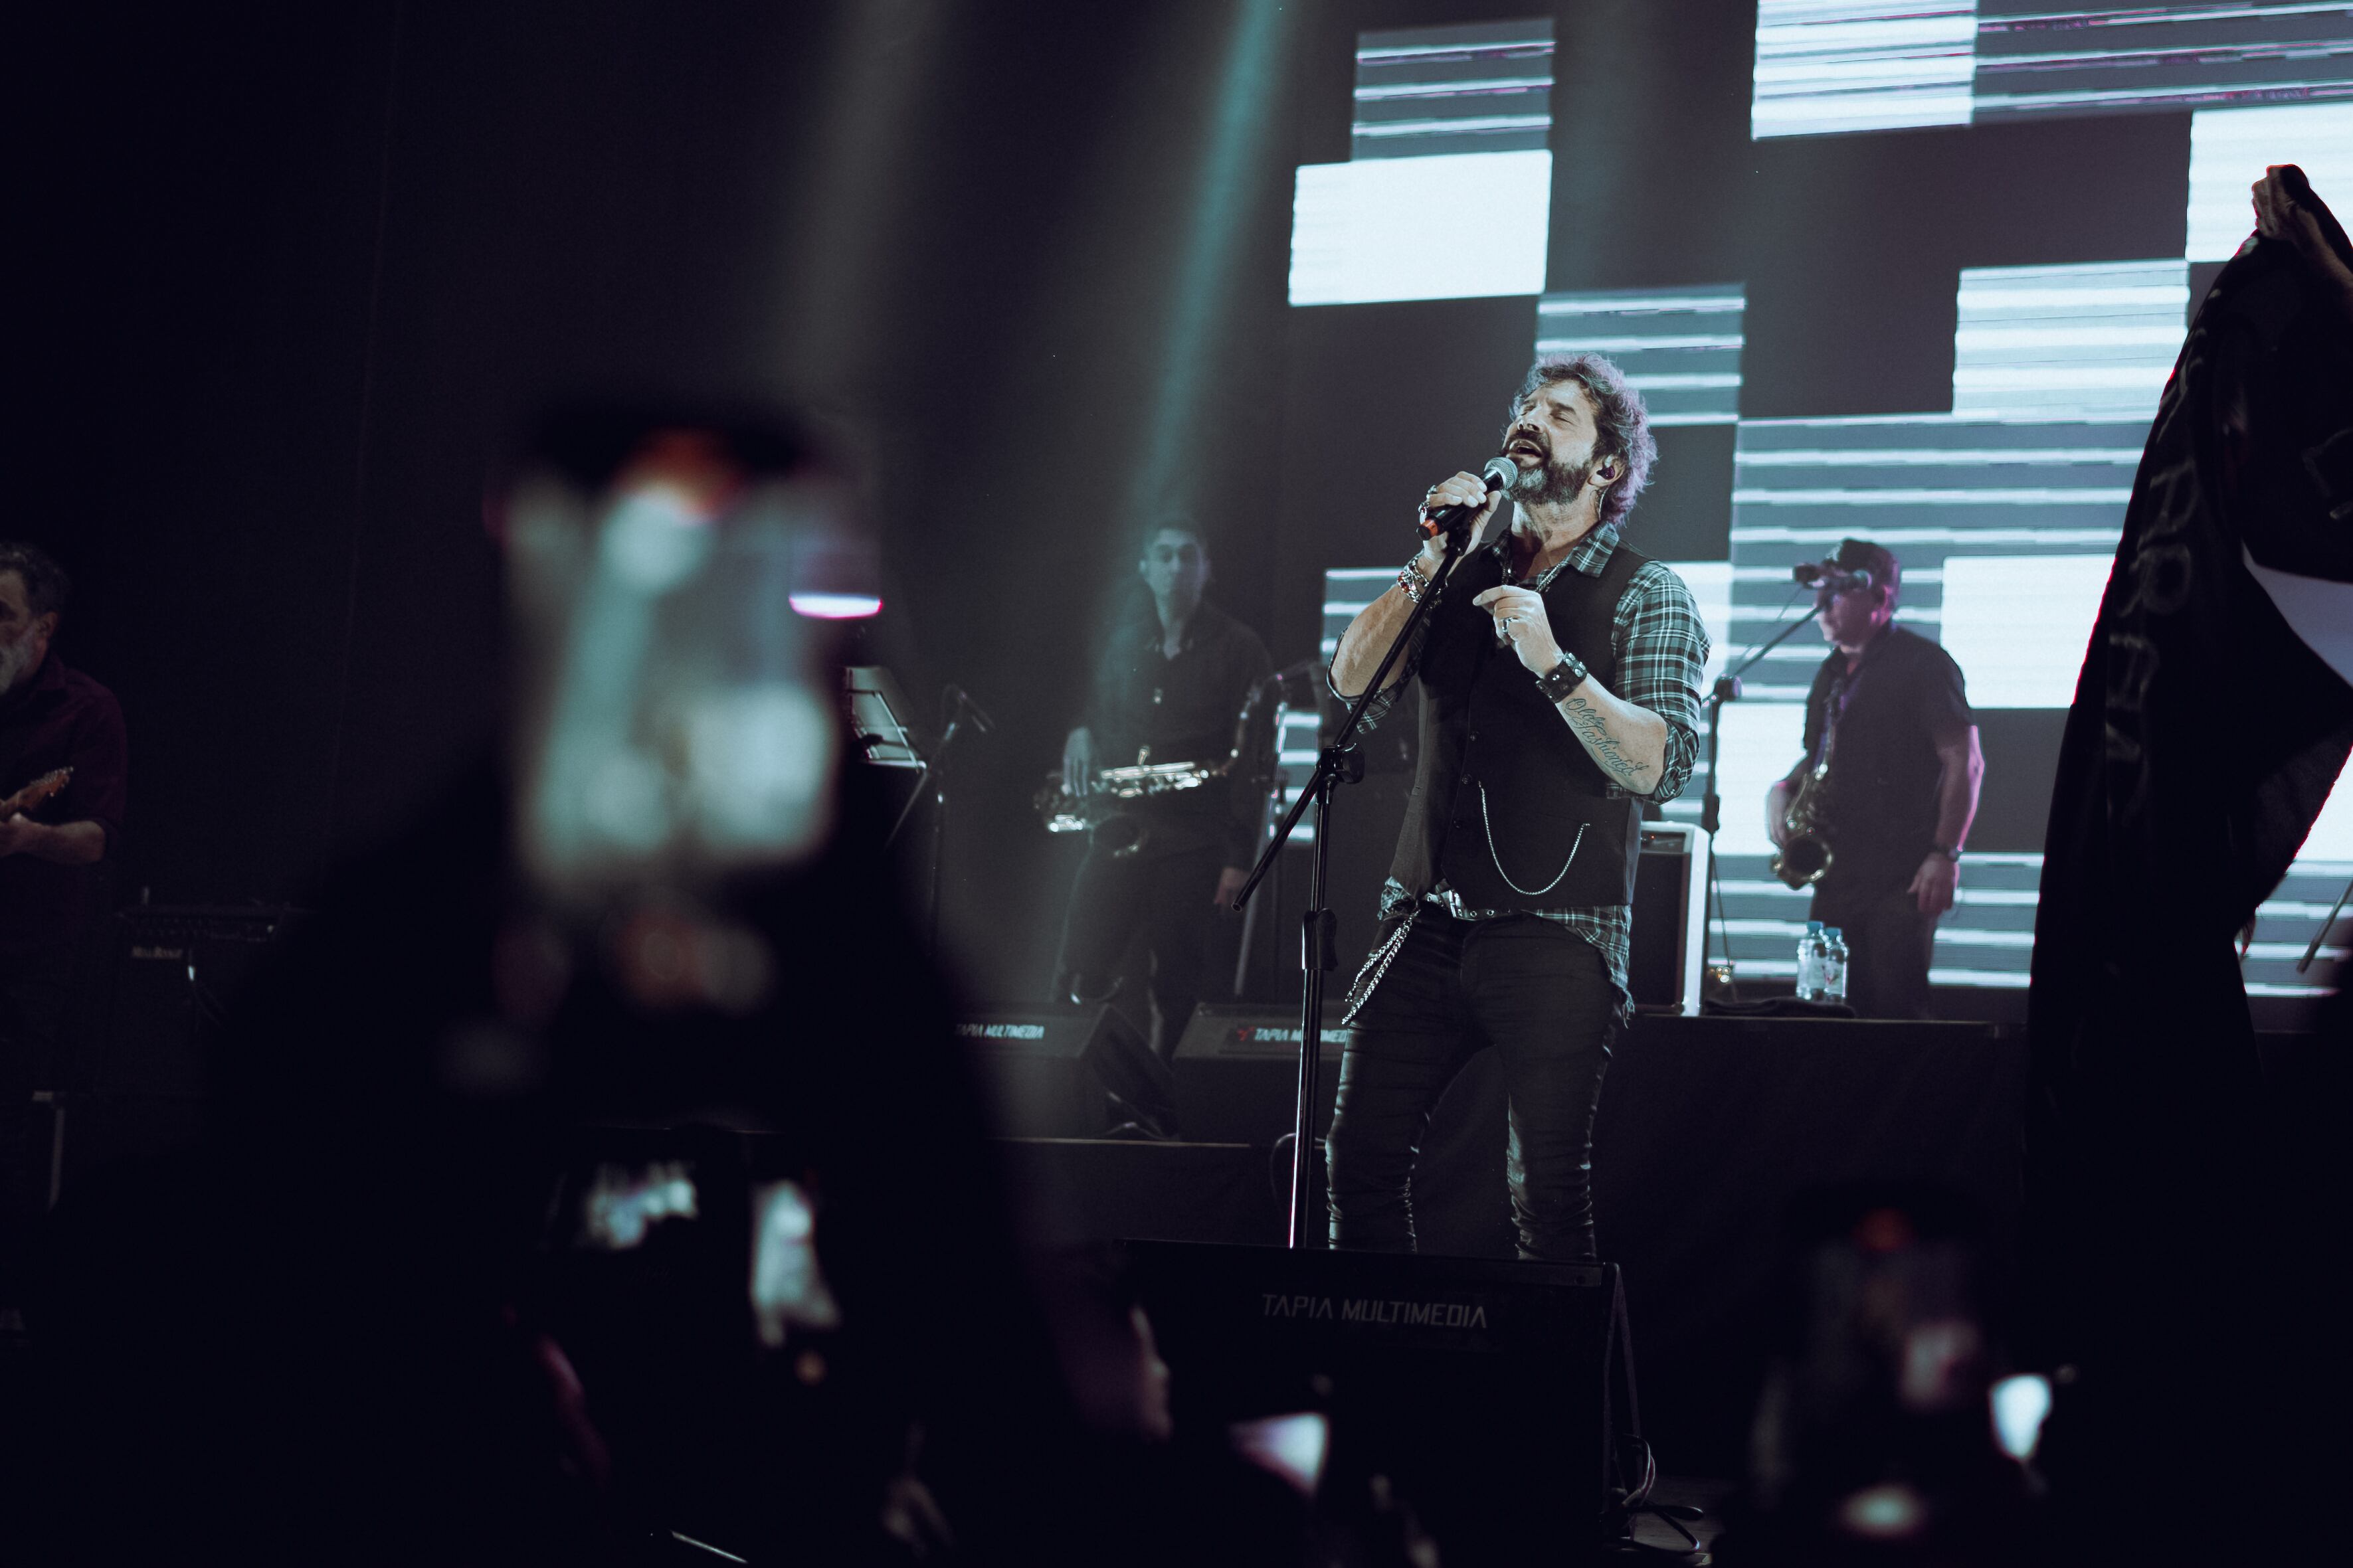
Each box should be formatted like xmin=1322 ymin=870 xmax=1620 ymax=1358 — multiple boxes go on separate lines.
xmin=1820 ymin=926 xmax=1849 ymax=1004
xmin=1796 ymin=920 xmax=1825 ymax=1001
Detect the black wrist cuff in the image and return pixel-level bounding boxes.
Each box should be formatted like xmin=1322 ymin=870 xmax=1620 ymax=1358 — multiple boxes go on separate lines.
xmin=1535 ymin=653 xmax=1588 ymax=704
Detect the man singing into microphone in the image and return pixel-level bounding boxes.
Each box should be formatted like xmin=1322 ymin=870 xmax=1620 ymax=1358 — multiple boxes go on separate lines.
xmin=1325 ymin=355 xmax=1707 ymax=1261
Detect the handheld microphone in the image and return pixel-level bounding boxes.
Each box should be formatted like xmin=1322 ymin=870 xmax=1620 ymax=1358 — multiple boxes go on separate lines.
xmin=1417 ymin=456 xmax=1519 ymax=541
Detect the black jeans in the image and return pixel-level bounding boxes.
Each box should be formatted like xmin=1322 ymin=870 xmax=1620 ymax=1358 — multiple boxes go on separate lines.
xmin=1811 ymin=879 xmax=1937 ymax=1019
xmin=1325 ymin=912 xmax=1616 ymax=1261
xmin=1054 ymin=841 xmax=1224 ymax=1059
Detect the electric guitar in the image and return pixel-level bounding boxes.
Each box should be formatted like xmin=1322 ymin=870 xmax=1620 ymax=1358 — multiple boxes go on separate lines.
xmin=0 ymin=767 xmax=72 ymax=820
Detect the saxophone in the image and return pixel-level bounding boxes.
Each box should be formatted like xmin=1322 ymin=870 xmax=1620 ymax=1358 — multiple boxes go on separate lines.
xmin=1770 ymin=757 xmax=1834 ymax=889
xmin=1036 ymin=679 xmax=1279 ymax=859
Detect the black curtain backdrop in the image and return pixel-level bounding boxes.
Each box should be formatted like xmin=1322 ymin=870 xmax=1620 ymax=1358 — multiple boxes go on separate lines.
xmin=1 ymin=1 xmax=1316 ymax=1005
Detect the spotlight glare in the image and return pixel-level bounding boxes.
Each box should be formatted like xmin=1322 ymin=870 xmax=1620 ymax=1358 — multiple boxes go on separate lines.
xmin=789 ymin=592 xmax=884 ymax=620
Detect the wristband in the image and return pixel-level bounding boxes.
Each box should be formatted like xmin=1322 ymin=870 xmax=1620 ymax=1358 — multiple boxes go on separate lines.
xmin=1932 ymin=843 xmax=1963 ymax=862
xmin=1397 ymin=553 xmax=1432 ymax=604
xmin=1534 ymin=653 xmax=1589 ymax=704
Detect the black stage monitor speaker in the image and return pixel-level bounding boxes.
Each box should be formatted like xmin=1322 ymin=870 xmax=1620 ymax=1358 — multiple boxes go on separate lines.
xmin=1169 ymin=1005 xmax=1349 ymax=1144
xmin=953 ymin=1005 xmax=1168 ymax=1138
xmin=1124 ymin=1241 xmax=1640 ymax=1566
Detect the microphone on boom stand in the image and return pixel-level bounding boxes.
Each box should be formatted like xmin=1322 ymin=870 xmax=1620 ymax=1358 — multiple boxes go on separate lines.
xmin=1793 ymin=561 xmax=1875 ymax=596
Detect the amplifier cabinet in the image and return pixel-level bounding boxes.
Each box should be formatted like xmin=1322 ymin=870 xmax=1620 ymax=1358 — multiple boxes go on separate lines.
xmin=92 ymin=905 xmax=300 ymax=1097
xmin=1630 ymin=823 xmax=1709 ymax=1015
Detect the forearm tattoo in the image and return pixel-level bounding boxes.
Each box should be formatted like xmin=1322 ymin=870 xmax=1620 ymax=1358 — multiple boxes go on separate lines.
xmin=1559 ymin=693 xmax=1657 ymax=793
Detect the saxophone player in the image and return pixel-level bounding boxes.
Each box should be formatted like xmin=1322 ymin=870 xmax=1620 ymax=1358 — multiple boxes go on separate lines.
xmin=1766 ymin=539 xmax=1982 ymax=1018
xmin=1054 ymin=517 xmax=1272 ymax=1060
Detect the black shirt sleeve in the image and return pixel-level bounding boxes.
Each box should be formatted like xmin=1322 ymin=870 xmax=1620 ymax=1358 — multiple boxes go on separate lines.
xmin=1921 ymin=640 xmax=1973 ymax=746
xmin=1222 ymin=626 xmax=1275 ymax=867
xmin=58 ymin=685 xmax=128 ymax=853
xmin=1800 ymin=656 xmax=1834 ymax=766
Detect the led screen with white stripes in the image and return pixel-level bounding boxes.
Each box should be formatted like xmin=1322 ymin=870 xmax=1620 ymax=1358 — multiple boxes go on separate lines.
xmin=1534 ymin=287 xmax=1746 ymax=426
xmin=1283 ymin=13 xmax=2352 ymax=1000
xmin=1289 ymin=19 xmax=1555 ymax=305
xmin=1755 ymin=1 xmax=2353 ymax=139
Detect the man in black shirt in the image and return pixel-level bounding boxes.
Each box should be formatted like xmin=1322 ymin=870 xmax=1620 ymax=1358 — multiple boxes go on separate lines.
xmin=1055 ymin=520 xmax=1272 ymax=1059
xmin=1768 ymin=538 xmax=1982 ymax=1018
xmin=0 ymin=542 xmax=125 ymax=1257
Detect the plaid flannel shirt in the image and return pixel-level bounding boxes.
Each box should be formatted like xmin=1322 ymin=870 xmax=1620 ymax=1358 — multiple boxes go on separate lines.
xmin=1349 ymin=523 xmax=1710 ymax=1015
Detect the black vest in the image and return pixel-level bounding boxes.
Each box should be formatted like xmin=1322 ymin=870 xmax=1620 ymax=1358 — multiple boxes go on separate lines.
xmin=1386 ymin=537 xmax=1648 ymax=911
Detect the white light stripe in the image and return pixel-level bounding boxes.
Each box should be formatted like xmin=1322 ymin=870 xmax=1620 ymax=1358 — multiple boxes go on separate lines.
xmin=1719 ymin=918 xmax=1812 ymax=938
xmin=1952 ymin=405 xmax=2162 ymax=422
xmin=2246 ymin=941 xmax=2350 ymax=962
xmin=1956 ymin=286 xmax=2188 ymax=309
xmin=1740 ymin=412 xmax=2129 ymax=428
xmin=1355 ymin=77 xmax=1555 ymax=100
xmin=1326 ymin=567 xmax=1395 ymax=579
xmin=1731 ymin=527 xmax=2124 ymax=545
xmin=1530 ymin=333 xmax=1746 ymax=351
xmin=1716 ymin=880 xmax=1812 ymax=899
xmin=1927 ymin=968 xmax=2032 ymax=988
xmin=1626 ymin=373 xmax=1745 ymax=390
xmin=1752 ymin=93 xmax=1975 ymax=133
xmin=1982 ymin=43 xmax=2353 ymax=74
xmin=1954 ymin=326 xmax=2188 ymax=349
xmin=1976 ymin=78 xmax=2353 ymax=114
xmin=1980 ymin=1 xmax=2353 ymax=25
xmin=1737 ymin=448 xmax=2139 ymax=466
xmin=1322 ymin=601 xmax=1372 ymax=616
xmin=1932 ymin=928 xmax=2035 ymax=948
xmin=1651 ymin=412 xmax=1743 ymax=426
xmin=1733 ymin=487 xmax=2132 ymax=503
xmin=1539 ymin=296 xmax=1744 ymax=313
xmin=1732 ymin=564 xmax=1946 ymax=580
xmin=1357 ymin=43 xmax=1555 ymax=63
xmin=1355 ymin=114 xmax=1554 ymax=137
xmin=2245 ymin=982 xmax=2333 ymax=996
xmin=1755 ymin=19 xmax=1978 ymax=53
xmin=1754 ymin=56 xmax=1978 ymax=84
xmin=1953 ymin=367 xmax=2170 ymax=389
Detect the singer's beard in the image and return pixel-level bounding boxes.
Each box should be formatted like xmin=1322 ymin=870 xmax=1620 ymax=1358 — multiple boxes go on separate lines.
xmin=1505 ymin=448 xmax=1596 ymax=509
xmin=0 ymin=636 xmax=37 ymax=695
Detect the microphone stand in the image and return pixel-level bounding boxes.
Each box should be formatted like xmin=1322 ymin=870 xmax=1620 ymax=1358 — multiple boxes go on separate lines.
xmin=1231 ymin=527 xmax=1472 ymax=1249
xmin=895 ymin=687 xmax=991 ymax=957
xmin=1695 ymin=602 xmax=1821 ymax=996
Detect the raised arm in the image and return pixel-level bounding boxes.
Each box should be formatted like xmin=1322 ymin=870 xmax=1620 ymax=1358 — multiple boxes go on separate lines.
xmin=1329 ymin=471 xmax=1499 ymax=699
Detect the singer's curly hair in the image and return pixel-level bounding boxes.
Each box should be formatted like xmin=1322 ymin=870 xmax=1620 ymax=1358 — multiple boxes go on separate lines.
xmin=1505 ymin=354 xmax=1657 ymax=533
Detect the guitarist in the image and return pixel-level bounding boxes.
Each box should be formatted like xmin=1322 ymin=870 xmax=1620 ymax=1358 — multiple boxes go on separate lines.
xmin=0 ymin=543 xmax=125 ymax=1080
